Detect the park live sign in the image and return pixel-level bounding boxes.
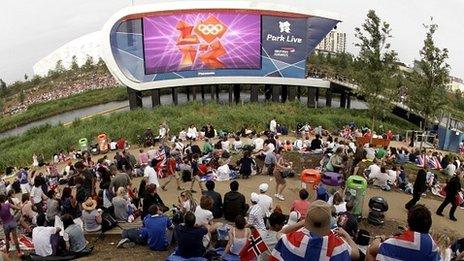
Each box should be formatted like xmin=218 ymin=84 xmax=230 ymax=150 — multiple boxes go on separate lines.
xmin=262 ymin=16 xmax=308 ymax=73
xmin=266 ymin=21 xmax=304 ymax=44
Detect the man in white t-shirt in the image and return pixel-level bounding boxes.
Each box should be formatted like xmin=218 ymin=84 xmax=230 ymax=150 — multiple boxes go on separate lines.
xmin=369 ymin=166 xmax=391 ymax=190
xmin=194 ymin=203 xmax=213 ymax=226
xmin=144 ymin=160 xmax=160 ymax=187
xmin=32 ymin=214 xmax=61 ymax=257
xmin=253 ymin=135 xmax=265 ymax=152
xmin=364 ymin=162 xmax=381 ymax=180
xmin=256 ymin=183 xmax=273 ymax=218
xmin=269 ymin=118 xmax=277 ymax=133
xmin=265 ymin=142 xmax=275 ymax=155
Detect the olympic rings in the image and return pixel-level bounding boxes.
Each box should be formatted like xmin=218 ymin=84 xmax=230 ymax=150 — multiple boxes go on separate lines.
xmin=197 ymin=24 xmax=224 ymax=35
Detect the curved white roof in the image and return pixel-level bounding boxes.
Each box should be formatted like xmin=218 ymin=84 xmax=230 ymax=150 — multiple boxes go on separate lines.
xmin=101 ymin=1 xmax=341 ymax=91
xmin=33 ymin=31 xmax=102 ymax=77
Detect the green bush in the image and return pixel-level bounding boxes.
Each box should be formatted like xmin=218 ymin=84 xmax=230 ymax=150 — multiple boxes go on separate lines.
xmin=0 ymin=102 xmax=417 ymax=172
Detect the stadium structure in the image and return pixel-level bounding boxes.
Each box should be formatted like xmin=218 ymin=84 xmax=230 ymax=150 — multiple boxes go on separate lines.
xmin=100 ymin=0 xmax=342 ymax=109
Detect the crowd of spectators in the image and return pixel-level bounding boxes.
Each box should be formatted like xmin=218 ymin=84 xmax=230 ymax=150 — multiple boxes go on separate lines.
xmin=0 ymin=118 xmax=463 ymax=260
xmin=2 ymin=73 xmax=116 ymax=115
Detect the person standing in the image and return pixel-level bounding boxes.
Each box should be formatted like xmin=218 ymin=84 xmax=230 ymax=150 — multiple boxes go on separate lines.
xmin=269 ymin=117 xmax=277 ymax=134
xmin=0 ymin=194 xmax=23 ymax=257
xmin=160 ymin=153 xmax=183 ymax=191
xmin=144 ymin=159 xmax=160 ymax=188
xmin=405 ymin=168 xmax=428 ymax=210
xmin=273 ymin=148 xmax=287 ymax=201
xmin=436 ymin=171 xmax=463 ymax=221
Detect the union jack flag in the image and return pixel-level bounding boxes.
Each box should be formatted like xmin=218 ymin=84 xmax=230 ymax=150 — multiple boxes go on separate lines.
xmin=270 ymin=228 xmax=350 ymax=261
xmin=240 ymin=228 xmax=269 ymax=261
xmin=376 ymin=230 xmax=439 ymax=261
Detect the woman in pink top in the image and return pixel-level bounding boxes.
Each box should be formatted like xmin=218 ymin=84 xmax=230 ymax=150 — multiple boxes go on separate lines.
xmin=291 ymin=189 xmax=310 ymax=219
xmin=138 ymin=149 xmax=149 ymax=166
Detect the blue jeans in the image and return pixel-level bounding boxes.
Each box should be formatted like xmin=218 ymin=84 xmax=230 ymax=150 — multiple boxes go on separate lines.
xmin=122 ymin=228 xmax=146 ymax=245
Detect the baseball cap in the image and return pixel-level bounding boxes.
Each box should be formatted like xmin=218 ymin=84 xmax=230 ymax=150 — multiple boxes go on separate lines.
xmin=258 ymin=183 xmax=269 ymax=193
xmin=305 ymin=200 xmax=332 ymax=236
xmin=251 ymin=192 xmax=259 ymax=203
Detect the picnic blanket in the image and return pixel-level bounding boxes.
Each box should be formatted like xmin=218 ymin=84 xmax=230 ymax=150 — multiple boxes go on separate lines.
xmin=0 ymin=234 xmax=34 ymax=252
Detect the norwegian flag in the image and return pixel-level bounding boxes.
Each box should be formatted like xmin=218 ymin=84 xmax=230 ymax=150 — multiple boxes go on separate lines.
xmin=270 ymin=228 xmax=350 ymax=261
xmin=376 ymin=230 xmax=439 ymax=260
xmin=240 ymin=228 xmax=269 ymax=261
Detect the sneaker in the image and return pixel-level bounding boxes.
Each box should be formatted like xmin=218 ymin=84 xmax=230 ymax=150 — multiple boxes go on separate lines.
xmin=122 ymin=242 xmax=135 ymax=248
xmin=451 ymin=217 xmax=458 ymax=222
xmin=436 ymin=212 xmax=444 ymax=217
xmin=277 ymin=194 xmax=285 ymax=201
xmin=274 ymin=194 xmax=279 ymax=198
xmin=117 ymin=238 xmax=130 ymax=248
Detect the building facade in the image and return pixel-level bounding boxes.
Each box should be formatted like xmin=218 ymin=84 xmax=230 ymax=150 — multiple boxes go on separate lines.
xmin=316 ymin=30 xmax=346 ymax=53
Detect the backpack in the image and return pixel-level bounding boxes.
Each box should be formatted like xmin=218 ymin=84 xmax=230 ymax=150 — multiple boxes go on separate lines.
xmin=101 ymin=211 xmax=119 ymax=232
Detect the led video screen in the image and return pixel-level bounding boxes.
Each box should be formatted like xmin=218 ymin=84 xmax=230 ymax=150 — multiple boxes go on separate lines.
xmin=143 ymin=12 xmax=261 ymax=75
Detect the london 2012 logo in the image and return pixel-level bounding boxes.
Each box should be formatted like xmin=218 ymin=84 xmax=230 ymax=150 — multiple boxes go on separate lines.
xmin=176 ymin=16 xmax=228 ymax=69
xmin=266 ymin=20 xmax=303 ymax=44
xmin=279 ymin=21 xmax=291 ymax=34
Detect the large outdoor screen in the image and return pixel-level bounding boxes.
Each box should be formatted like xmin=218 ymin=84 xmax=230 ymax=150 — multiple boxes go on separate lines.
xmin=143 ymin=12 xmax=261 ymax=75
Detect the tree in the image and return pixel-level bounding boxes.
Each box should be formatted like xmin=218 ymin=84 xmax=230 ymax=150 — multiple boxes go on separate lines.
xmin=18 ymin=90 xmax=25 ymax=104
xmin=0 ymin=78 xmax=7 ymax=98
xmin=0 ymin=98 xmax=4 ymax=114
xmin=82 ymin=56 xmax=94 ymax=71
xmin=354 ymin=10 xmax=399 ymax=135
xmin=24 ymin=74 xmax=28 ymax=81
xmin=71 ymin=55 xmax=79 ymax=70
xmin=406 ymin=19 xmax=450 ymax=132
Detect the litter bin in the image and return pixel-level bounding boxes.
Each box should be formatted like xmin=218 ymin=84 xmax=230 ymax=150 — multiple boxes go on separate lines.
xmin=300 ymin=169 xmax=321 ymax=201
xmin=320 ymin=172 xmax=343 ymax=194
xmin=345 ymin=175 xmax=367 ymax=217
xmin=97 ymin=133 xmax=109 ymax=154
xmin=79 ymin=138 xmax=88 ymax=152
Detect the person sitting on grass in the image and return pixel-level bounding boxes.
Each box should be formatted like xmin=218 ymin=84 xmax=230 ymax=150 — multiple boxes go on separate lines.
xmin=32 ymin=213 xmax=62 ymax=257
xmin=271 ymin=200 xmax=358 ymax=261
xmin=202 ymin=180 xmax=223 ymax=219
xmin=367 ymin=204 xmax=439 ymax=260
xmin=112 ymin=187 xmax=138 ymax=222
xmin=142 ymin=184 xmax=167 ymax=219
xmin=291 ymin=189 xmax=310 ymax=219
xmin=223 ymin=215 xmax=250 ymax=257
xmin=118 ymin=204 xmax=173 ymax=250
xmin=61 ymin=214 xmax=92 ymax=256
xmin=177 ymin=190 xmax=197 ymax=214
xmin=248 ymin=193 xmax=266 ymax=231
xmin=237 ymin=151 xmax=255 ymax=179
xmin=223 ymin=181 xmax=247 ymax=222
xmin=81 ymin=197 xmax=102 ymax=232
xmin=174 ymin=211 xmax=208 ymax=258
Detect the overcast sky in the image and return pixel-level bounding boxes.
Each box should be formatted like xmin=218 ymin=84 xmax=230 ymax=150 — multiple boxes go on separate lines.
xmin=0 ymin=0 xmax=462 ymax=83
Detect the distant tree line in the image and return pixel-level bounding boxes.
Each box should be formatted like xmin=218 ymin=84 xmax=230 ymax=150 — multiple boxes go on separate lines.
xmin=308 ymin=11 xmax=451 ymax=131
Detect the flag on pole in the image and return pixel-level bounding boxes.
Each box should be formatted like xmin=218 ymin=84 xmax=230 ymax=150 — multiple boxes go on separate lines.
xmin=240 ymin=228 xmax=269 ymax=261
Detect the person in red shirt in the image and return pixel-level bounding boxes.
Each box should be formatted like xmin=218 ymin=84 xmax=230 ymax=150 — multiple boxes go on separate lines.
xmin=291 ymin=189 xmax=310 ymax=219
xmin=386 ymin=130 xmax=394 ymax=141
xmin=116 ymin=137 xmax=126 ymax=150
xmin=160 ymin=152 xmax=183 ymax=191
